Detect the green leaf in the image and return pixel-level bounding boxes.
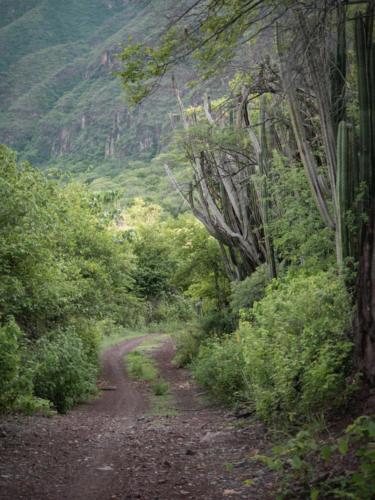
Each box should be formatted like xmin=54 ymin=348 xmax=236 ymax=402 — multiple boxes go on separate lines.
xmin=243 ymin=479 xmax=254 ymax=486
xmin=291 ymin=455 xmax=304 ymax=469
xmin=338 ymin=437 xmax=349 ymax=455
xmin=310 ymin=488 xmax=319 ymax=500
xmin=367 ymin=420 xmax=375 ymax=437
xmin=321 ymin=446 xmax=333 ymax=461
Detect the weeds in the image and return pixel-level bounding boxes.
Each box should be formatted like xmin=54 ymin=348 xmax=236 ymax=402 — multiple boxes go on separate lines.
xmin=126 ymin=351 xmax=158 ymax=382
xmin=151 ymin=380 xmax=169 ymax=396
xmin=124 ymin=338 xmax=176 ymax=416
xmin=254 ymin=415 xmax=375 ymax=499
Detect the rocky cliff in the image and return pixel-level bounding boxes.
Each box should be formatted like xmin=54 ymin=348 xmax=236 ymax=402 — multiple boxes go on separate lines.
xmin=0 ymin=0 xmax=174 ymax=166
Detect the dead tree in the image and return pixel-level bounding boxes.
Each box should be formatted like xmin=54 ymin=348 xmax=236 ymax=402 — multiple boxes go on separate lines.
xmin=166 ymin=78 xmax=278 ymax=280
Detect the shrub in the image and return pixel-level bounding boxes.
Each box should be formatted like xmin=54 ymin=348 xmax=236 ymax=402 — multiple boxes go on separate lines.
xmin=0 ymin=319 xmax=52 ymax=414
xmin=154 ymin=295 xmax=194 ymax=323
xmin=173 ymin=324 xmax=202 ymax=367
xmin=0 ymin=145 xmax=138 ymax=339
xmin=199 ymin=307 xmax=236 ymax=336
xmin=0 ymin=146 xmax=140 ymax=415
xmin=0 ymin=319 xmax=31 ymax=412
xmin=193 ymin=335 xmax=247 ymax=404
xmin=141 ymin=295 xmax=194 ymax=326
xmin=191 ymin=271 xmax=352 ymax=421
xmin=268 ymin=154 xmax=335 ymax=270
xmin=33 ymin=328 xmax=98 ymax=413
xmin=230 ymin=264 xmax=270 ymax=319
xmin=240 ymin=270 xmax=352 ymax=422
xmin=69 ymin=318 xmax=101 ymax=366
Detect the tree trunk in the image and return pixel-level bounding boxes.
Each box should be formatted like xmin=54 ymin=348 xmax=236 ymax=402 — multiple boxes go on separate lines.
xmin=353 ymin=5 xmax=375 ymax=383
xmin=354 ymin=205 xmax=375 ymax=383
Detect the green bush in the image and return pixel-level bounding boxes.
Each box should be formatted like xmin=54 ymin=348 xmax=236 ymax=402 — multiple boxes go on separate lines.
xmin=0 ymin=146 xmax=142 ymax=415
xmin=173 ymin=324 xmax=202 ymax=367
xmin=268 ymin=154 xmax=335 ymax=270
xmin=193 ymin=335 xmax=247 ymax=404
xmin=33 ymin=328 xmax=98 ymax=413
xmin=230 ymin=264 xmax=270 ymax=319
xmin=0 ymin=145 xmax=138 ymax=338
xmin=0 ymin=319 xmax=31 ymax=411
xmin=151 ymin=295 xmax=194 ymax=324
xmin=240 ymin=271 xmax=352 ymax=422
xmin=69 ymin=318 xmax=100 ymax=366
xmin=199 ymin=307 xmax=236 ymax=336
xmin=0 ymin=319 xmax=51 ymax=414
xmin=191 ymin=271 xmax=352 ymax=421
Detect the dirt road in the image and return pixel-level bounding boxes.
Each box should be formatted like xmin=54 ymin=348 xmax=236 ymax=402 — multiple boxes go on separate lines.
xmin=0 ymin=335 xmax=273 ymax=499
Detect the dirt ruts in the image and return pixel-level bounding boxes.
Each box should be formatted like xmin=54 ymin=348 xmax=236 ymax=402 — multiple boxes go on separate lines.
xmin=0 ymin=335 xmax=274 ymax=499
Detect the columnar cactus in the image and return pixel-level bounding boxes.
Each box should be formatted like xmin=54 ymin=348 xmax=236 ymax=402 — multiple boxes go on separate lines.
xmin=259 ymin=94 xmax=277 ymax=278
xmin=336 ymin=10 xmax=374 ymax=267
xmin=336 ymin=121 xmax=356 ymax=265
xmin=354 ymin=12 xmax=375 ymax=207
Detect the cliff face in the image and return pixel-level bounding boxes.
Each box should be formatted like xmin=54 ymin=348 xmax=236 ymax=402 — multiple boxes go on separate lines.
xmin=0 ymin=0 xmax=171 ymax=166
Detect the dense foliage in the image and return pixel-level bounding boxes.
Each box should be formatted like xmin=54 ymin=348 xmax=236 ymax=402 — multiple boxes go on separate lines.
xmin=0 ymin=146 xmax=140 ymax=413
xmin=194 ymin=270 xmax=352 ymax=422
xmin=164 ymin=142 xmax=353 ymax=423
xmin=241 ymin=271 xmax=352 ymax=420
xmin=118 ymin=198 xmax=230 ymax=326
xmin=33 ymin=327 xmax=99 ymax=413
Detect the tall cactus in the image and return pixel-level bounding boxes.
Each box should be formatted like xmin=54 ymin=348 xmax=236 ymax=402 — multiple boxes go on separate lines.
xmin=259 ymin=94 xmax=277 ymax=278
xmin=336 ymin=121 xmax=358 ymax=266
xmin=331 ymin=2 xmax=347 ymax=137
xmin=354 ymin=10 xmax=375 ymax=206
xmin=336 ymin=8 xmax=374 ymax=268
xmin=354 ymin=6 xmax=375 ymax=381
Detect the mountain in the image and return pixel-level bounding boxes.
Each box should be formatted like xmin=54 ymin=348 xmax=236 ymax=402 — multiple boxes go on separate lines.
xmin=0 ymin=0 xmax=192 ymax=210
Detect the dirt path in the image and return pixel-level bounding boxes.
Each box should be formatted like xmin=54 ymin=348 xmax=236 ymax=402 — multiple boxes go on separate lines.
xmin=0 ymin=335 xmax=274 ymax=500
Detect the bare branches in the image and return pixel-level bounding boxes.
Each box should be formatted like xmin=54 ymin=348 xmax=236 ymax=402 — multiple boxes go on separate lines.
xmin=278 ymin=48 xmax=335 ymax=228
xmin=165 ymin=78 xmax=285 ymax=277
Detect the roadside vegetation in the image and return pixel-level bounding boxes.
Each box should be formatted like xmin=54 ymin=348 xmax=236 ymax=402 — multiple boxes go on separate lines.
xmin=0 ymin=145 xmax=145 ymax=414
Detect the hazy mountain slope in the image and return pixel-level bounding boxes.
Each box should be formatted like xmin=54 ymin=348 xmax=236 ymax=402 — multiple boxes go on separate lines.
xmin=0 ymin=0 xmax=212 ymax=211
xmin=0 ymin=0 xmax=131 ymax=73
xmin=0 ymin=0 xmax=176 ymax=165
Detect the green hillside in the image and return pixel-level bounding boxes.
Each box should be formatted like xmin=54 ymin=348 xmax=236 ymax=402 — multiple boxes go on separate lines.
xmin=0 ymin=0 xmax=190 ymax=209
